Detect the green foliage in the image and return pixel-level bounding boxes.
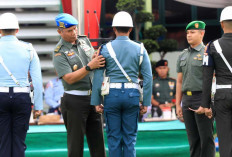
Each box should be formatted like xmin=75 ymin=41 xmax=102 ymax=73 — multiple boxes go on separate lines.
xmin=116 ymin=0 xmax=144 ymax=14
xmin=141 ymin=39 xmax=159 ymax=54
xmin=159 ymin=39 xmax=178 ymax=53
xmin=136 ymin=11 xmax=154 ymax=23
xmin=144 ymin=25 xmax=167 ymax=40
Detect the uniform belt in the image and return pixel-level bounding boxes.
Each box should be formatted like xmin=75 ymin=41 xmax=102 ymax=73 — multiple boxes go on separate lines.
xmin=183 ymin=91 xmax=202 ymax=96
xmin=216 ymin=85 xmax=232 ymax=89
xmin=0 ymin=87 xmax=30 ymax=93
xmin=64 ymin=90 xmax=91 ymax=96
xmin=109 ymin=83 xmax=139 ymax=89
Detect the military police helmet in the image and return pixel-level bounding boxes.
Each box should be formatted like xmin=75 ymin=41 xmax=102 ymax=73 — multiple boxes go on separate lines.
xmin=112 ymin=11 xmax=133 ymax=27
xmin=220 ymin=6 xmax=232 ymax=22
xmin=0 ymin=13 xmax=19 ymax=29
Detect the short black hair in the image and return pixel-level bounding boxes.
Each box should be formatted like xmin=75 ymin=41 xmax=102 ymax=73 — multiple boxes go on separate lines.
xmin=115 ymin=27 xmax=131 ymax=33
xmin=1 ymin=29 xmax=17 ymax=35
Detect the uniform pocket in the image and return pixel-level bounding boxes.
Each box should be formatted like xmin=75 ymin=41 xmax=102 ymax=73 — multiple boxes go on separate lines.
xmin=214 ymin=92 xmax=226 ymax=101
xmin=180 ymin=60 xmax=186 ymax=67
xmin=192 ymin=60 xmax=203 ymax=66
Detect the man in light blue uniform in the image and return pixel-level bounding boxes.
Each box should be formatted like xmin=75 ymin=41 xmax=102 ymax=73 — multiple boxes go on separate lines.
xmin=44 ymin=77 xmax=64 ymax=114
xmin=91 ymin=11 xmax=153 ymax=157
xmin=0 ymin=13 xmax=43 ymax=157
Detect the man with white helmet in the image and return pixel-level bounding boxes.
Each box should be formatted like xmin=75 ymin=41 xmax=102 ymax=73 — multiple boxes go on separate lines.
xmin=0 ymin=13 xmax=43 ymax=157
xmin=202 ymin=6 xmax=232 ymax=157
xmin=91 ymin=11 xmax=152 ymax=157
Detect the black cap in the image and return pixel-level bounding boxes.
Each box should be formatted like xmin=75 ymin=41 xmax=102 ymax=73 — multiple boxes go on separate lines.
xmin=155 ymin=60 xmax=168 ymax=68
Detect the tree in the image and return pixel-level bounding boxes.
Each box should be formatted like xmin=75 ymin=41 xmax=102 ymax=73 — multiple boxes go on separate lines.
xmin=116 ymin=0 xmax=154 ymax=41
xmin=144 ymin=25 xmax=178 ymax=59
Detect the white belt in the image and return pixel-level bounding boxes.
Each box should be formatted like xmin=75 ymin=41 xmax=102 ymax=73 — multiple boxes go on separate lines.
xmin=109 ymin=83 xmax=139 ymax=89
xmin=0 ymin=87 xmax=30 ymax=93
xmin=65 ymin=90 xmax=91 ymax=96
xmin=216 ymin=84 xmax=232 ymax=89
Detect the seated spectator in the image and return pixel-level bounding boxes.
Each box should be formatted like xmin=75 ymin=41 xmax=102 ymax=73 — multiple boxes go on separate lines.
xmin=44 ymin=77 xmax=64 ymax=115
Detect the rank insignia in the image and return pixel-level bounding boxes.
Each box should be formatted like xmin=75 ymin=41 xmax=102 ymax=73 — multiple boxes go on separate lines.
xmin=155 ymin=83 xmax=160 ymax=88
xmin=55 ymin=53 xmax=61 ymax=57
xmin=73 ymin=64 xmax=78 ymax=71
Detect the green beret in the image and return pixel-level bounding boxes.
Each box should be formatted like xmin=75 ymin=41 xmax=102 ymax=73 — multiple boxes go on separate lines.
xmin=186 ymin=21 xmax=206 ymax=30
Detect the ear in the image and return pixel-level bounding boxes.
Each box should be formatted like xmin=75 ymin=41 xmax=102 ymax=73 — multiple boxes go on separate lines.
xmin=220 ymin=22 xmax=224 ymax=30
xmin=57 ymin=29 xmax=62 ymax=35
xmin=0 ymin=30 xmax=2 ymax=34
xmin=128 ymin=27 xmax=133 ymax=33
xmin=15 ymin=29 xmax=19 ymax=34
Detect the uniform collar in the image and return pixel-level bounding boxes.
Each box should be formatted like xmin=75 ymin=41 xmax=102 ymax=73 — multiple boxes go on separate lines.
xmin=190 ymin=42 xmax=204 ymax=52
xmin=0 ymin=35 xmax=18 ymax=41
xmin=222 ymin=33 xmax=232 ymax=38
xmin=61 ymin=38 xmax=78 ymax=49
xmin=115 ymin=36 xmax=130 ymax=40
xmin=157 ymin=76 xmax=168 ymax=80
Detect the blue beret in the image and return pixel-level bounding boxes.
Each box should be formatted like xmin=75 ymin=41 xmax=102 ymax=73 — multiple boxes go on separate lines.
xmin=55 ymin=13 xmax=78 ymax=28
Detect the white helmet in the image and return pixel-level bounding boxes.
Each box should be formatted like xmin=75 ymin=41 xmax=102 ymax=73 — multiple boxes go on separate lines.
xmin=0 ymin=13 xmax=19 ymax=29
xmin=112 ymin=11 xmax=133 ymax=27
xmin=220 ymin=6 xmax=232 ymax=22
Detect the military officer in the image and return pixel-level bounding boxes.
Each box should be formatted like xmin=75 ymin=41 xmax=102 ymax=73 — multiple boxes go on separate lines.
xmin=53 ymin=13 xmax=106 ymax=157
xmin=0 ymin=13 xmax=43 ymax=157
xmin=176 ymin=21 xmax=215 ymax=157
xmin=151 ymin=59 xmax=176 ymax=117
xmin=91 ymin=11 xmax=153 ymax=157
xmin=202 ymin=6 xmax=232 ymax=157
xmin=44 ymin=77 xmax=64 ymax=114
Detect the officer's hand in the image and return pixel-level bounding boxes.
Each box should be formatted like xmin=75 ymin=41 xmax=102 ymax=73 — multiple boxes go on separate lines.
xmin=88 ymin=55 xmax=105 ymax=70
xmin=204 ymin=108 xmax=213 ymax=119
xmin=140 ymin=106 xmax=147 ymax=115
xmin=34 ymin=110 xmax=42 ymax=119
xmin=92 ymin=46 xmax=101 ymax=59
xmin=95 ymin=104 xmax=104 ymax=114
xmin=176 ymin=105 xmax=183 ymax=119
xmin=189 ymin=106 xmax=205 ymax=114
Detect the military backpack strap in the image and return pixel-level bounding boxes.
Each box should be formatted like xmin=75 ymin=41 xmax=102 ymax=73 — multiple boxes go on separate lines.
xmin=213 ymin=40 xmax=232 ymax=73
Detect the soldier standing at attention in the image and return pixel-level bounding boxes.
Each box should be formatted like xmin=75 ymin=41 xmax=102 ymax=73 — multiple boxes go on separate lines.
xmin=202 ymin=6 xmax=232 ymax=157
xmin=91 ymin=11 xmax=153 ymax=157
xmin=151 ymin=59 xmax=176 ymax=117
xmin=0 ymin=13 xmax=43 ymax=157
xmin=176 ymin=21 xmax=215 ymax=157
xmin=53 ymin=13 xmax=106 ymax=157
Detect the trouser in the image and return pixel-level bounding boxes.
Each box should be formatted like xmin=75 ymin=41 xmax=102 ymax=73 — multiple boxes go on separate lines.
xmin=104 ymin=88 xmax=140 ymax=157
xmin=61 ymin=93 xmax=106 ymax=157
xmin=0 ymin=88 xmax=31 ymax=157
xmin=214 ymin=89 xmax=232 ymax=157
xmin=182 ymin=93 xmax=215 ymax=157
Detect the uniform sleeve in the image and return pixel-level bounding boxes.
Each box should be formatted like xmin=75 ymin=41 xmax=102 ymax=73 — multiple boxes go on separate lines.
xmin=90 ymin=68 xmax=104 ymax=106
xmin=202 ymin=42 xmax=215 ymax=108
xmin=140 ymin=49 xmax=153 ymax=106
xmin=176 ymin=55 xmax=182 ymax=73
xmin=29 ymin=46 xmax=43 ymax=110
xmin=44 ymin=81 xmax=60 ymax=108
xmin=53 ymin=52 xmax=72 ymax=78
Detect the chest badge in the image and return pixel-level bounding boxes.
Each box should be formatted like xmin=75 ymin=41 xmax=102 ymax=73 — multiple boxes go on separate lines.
xmin=170 ymin=92 xmax=173 ymax=96
xmin=168 ymin=81 xmax=175 ymax=90
xmin=67 ymin=49 xmax=75 ymax=56
xmin=73 ymin=64 xmax=78 ymax=71
xmin=155 ymin=83 xmax=160 ymax=88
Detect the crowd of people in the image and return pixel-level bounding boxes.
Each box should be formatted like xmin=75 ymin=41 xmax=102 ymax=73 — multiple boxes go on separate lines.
xmin=0 ymin=5 xmax=232 ymax=157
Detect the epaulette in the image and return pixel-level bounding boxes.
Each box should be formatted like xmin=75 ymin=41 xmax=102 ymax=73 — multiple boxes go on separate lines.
xmin=54 ymin=44 xmax=62 ymax=53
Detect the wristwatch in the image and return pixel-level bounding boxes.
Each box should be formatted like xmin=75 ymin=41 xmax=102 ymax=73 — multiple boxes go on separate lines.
xmin=85 ymin=65 xmax=92 ymax=71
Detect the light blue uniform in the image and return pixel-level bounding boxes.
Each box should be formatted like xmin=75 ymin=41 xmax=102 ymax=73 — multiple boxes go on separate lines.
xmin=0 ymin=35 xmax=43 ymax=157
xmin=0 ymin=35 xmax=43 ymax=110
xmin=44 ymin=78 xmax=64 ymax=109
xmin=91 ymin=36 xmax=152 ymax=157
